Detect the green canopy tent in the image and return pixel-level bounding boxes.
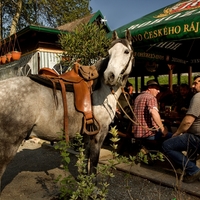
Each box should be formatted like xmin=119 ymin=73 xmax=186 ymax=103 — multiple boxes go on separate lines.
xmin=110 ymin=0 xmax=200 ymax=91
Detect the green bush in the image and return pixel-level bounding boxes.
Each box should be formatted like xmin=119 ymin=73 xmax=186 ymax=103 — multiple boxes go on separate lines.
xmin=54 ymin=128 xmax=165 ymax=199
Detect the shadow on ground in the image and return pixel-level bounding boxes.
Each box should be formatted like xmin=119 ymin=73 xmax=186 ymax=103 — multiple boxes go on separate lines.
xmin=2 ymin=143 xmax=62 ymax=190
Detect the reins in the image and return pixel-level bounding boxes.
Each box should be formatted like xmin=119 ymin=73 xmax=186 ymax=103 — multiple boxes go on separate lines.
xmin=111 ymin=88 xmax=158 ymax=131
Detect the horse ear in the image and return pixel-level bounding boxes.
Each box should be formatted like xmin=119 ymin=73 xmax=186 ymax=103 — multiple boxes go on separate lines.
xmin=125 ymin=29 xmax=132 ymax=42
xmin=112 ymin=30 xmax=119 ymax=40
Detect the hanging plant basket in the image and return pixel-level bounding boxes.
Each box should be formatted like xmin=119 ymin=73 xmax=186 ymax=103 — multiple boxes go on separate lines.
xmin=1 ymin=55 xmax=7 ymax=64
xmin=6 ymin=52 xmax=12 ymax=62
xmin=0 ymin=40 xmax=7 ymax=64
xmin=5 ymin=37 xmax=13 ymax=62
xmin=11 ymin=51 xmax=21 ymax=61
xmin=11 ymin=34 xmax=21 ymax=61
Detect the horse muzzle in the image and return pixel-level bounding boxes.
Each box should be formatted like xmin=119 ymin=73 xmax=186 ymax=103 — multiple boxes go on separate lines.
xmin=104 ymin=71 xmax=121 ymax=86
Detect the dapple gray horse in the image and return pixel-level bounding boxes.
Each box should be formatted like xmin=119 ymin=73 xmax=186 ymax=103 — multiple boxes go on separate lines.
xmin=0 ymin=30 xmax=134 ymax=191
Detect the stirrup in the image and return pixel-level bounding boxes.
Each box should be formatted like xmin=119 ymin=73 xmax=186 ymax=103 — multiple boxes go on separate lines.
xmin=83 ymin=116 xmax=100 ymax=136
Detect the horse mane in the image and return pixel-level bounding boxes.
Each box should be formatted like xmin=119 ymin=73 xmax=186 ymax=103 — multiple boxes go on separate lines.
xmin=95 ymin=57 xmax=109 ymax=75
xmin=93 ymin=56 xmax=109 ymax=90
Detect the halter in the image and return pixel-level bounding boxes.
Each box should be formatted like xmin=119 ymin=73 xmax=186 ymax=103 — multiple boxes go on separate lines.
xmin=118 ymin=52 xmax=133 ymax=83
xmin=120 ymin=50 xmax=134 ymax=75
xmin=116 ymin=44 xmax=134 ymax=85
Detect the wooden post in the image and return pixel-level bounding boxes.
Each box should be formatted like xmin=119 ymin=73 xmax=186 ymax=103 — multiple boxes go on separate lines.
xmin=135 ymin=76 xmax=138 ymax=93
xmin=37 ymin=52 xmax=40 ymax=73
xmin=188 ymin=65 xmax=192 ymax=88
xmin=169 ymin=69 xmax=173 ymax=92
xmin=177 ymin=72 xmax=181 ymax=85
xmin=141 ymin=75 xmax=144 ymax=92
xmin=167 ymin=64 xmax=175 ymax=92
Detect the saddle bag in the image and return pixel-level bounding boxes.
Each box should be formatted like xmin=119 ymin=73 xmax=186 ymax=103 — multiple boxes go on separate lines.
xmin=79 ymin=65 xmax=99 ymax=80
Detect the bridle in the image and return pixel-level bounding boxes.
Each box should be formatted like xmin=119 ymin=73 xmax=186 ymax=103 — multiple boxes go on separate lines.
xmin=109 ymin=39 xmax=157 ymax=131
xmin=116 ymin=42 xmax=134 ymax=85
xmin=119 ymin=49 xmax=133 ymax=75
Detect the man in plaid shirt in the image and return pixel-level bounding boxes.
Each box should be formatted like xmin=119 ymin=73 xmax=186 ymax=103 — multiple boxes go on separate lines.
xmin=133 ymin=80 xmax=172 ymax=141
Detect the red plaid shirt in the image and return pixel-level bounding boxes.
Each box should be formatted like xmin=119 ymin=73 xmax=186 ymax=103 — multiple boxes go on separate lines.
xmin=133 ymin=91 xmax=159 ymax=138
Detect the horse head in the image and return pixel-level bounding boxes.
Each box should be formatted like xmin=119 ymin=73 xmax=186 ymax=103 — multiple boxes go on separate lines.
xmin=104 ymin=30 xmax=134 ymax=86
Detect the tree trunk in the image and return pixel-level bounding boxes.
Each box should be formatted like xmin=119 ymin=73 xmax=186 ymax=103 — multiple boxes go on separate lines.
xmin=0 ymin=1 xmax=2 ymax=40
xmin=10 ymin=0 xmax=23 ymax=36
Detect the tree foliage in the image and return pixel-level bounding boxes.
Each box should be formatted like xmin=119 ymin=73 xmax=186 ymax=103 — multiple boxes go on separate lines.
xmin=59 ymin=23 xmax=111 ymax=66
xmin=0 ymin=0 xmax=91 ymax=39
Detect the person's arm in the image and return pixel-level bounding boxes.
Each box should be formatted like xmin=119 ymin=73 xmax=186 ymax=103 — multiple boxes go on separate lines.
xmin=129 ymin=86 xmax=134 ymax=94
xmin=173 ymin=115 xmax=195 ymax=137
xmin=150 ymin=107 xmax=168 ymax=135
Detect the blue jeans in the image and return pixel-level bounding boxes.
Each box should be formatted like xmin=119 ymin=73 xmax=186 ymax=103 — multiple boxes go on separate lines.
xmin=147 ymin=131 xmax=173 ymax=141
xmin=162 ymin=133 xmax=200 ymax=175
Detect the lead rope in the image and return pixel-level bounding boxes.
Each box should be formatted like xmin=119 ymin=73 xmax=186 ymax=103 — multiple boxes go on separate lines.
xmin=111 ymin=88 xmax=158 ymax=131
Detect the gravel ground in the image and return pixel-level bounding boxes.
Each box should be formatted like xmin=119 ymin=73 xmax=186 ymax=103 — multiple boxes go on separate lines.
xmin=107 ymin=170 xmax=198 ymax=200
xmin=0 ymin=138 xmax=199 ymax=200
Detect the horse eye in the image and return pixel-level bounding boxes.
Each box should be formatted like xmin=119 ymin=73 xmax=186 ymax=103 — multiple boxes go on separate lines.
xmin=124 ymin=49 xmax=129 ymax=54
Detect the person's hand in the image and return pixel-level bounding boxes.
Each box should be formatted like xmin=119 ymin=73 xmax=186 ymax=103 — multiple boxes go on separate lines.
xmin=172 ymin=132 xmax=181 ymax=137
xmin=161 ymin=127 xmax=168 ymax=137
xmin=116 ymin=108 xmax=121 ymax=114
xmin=181 ymin=107 xmax=188 ymax=113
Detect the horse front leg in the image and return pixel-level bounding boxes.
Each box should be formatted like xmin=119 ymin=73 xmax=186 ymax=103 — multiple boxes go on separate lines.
xmin=89 ymin=138 xmax=101 ymax=175
xmin=89 ymin=129 xmax=108 ymax=175
xmin=83 ymin=135 xmax=91 ymax=174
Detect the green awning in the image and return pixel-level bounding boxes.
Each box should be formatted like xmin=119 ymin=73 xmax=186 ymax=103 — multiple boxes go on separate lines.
xmin=113 ymin=1 xmax=200 ymax=43
xmin=111 ymin=0 xmax=200 ymax=65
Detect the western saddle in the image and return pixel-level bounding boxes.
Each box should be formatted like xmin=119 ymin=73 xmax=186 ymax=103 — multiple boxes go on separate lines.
xmin=29 ymin=61 xmax=100 ymax=141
